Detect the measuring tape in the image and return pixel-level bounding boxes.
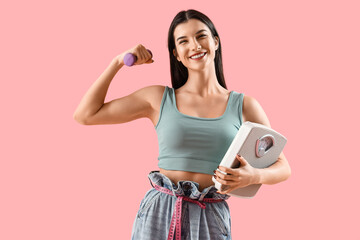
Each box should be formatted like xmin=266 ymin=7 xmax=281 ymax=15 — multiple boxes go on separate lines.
xmin=152 ymin=183 xmax=224 ymax=240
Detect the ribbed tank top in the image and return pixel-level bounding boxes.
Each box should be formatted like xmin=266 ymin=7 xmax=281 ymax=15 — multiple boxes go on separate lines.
xmin=155 ymin=86 xmax=244 ymax=175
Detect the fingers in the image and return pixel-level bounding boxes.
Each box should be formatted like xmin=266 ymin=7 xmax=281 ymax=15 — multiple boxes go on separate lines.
xmin=145 ymin=58 xmax=154 ymax=64
xmin=217 ymin=166 xmax=239 ymax=176
xmin=235 ymin=154 xmax=248 ymax=166
xmin=214 ymin=155 xmax=252 ymax=194
xmin=214 ymin=169 xmax=235 ymax=180
xmin=132 ymin=44 xmax=153 ymax=65
xmin=214 ymin=169 xmax=240 ymax=187
xmin=217 ymin=155 xmax=248 ymax=174
xmin=214 ymin=174 xmax=239 ymax=186
xmin=144 ymin=50 xmax=153 ymax=63
xmin=216 ymin=182 xmax=237 ymax=195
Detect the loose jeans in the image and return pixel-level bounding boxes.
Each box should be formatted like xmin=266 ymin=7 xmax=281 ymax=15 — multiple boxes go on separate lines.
xmin=131 ymin=171 xmax=232 ymax=240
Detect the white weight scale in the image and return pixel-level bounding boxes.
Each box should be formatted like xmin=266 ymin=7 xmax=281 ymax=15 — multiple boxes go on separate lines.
xmin=212 ymin=121 xmax=287 ymax=198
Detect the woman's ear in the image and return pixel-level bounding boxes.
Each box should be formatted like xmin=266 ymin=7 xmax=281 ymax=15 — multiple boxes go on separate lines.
xmin=173 ymin=49 xmax=180 ymax=61
xmin=215 ymin=36 xmax=219 ymax=50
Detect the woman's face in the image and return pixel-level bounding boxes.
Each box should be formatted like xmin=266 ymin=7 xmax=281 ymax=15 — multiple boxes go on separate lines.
xmin=173 ymin=19 xmax=219 ymax=71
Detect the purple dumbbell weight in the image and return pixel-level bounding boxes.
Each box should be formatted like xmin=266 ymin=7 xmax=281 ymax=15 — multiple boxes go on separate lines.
xmin=123 ymin=49 xmax=153 ymax=66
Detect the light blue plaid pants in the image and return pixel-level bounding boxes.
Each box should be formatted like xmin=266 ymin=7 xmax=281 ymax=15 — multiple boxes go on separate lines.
xmin=131 ymin=171 xmax=232 ymax=240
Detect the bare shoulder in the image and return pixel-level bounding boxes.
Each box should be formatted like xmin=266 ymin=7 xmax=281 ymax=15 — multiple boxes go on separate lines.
xmin=125 ymin=84 xmax=165 ymax=105
xmin=142 ymin=85 xmax=166 ymax=108
xmin=131 ymin=84 xmax=166 ymax=113
xmin=242 ymin=95 xmax=271 ymax=128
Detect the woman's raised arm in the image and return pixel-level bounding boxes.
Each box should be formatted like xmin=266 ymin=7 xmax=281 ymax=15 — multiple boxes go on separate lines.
xmin=73 ymin=44 xmax=154 ymax=125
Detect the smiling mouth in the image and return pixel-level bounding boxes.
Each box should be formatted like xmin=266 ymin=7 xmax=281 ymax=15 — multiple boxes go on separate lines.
xmin=189 ymin=52 xmax=207 ymax=60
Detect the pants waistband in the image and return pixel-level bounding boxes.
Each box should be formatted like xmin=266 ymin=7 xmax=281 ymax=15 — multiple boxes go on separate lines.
xmin=149 ymin=177 xmax=225 ymax=240
xmin=148 ymin=170 xmax=230 ymax=201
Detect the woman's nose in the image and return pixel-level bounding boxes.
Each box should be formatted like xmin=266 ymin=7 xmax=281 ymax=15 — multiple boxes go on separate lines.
xmin=190 ymin=39 xmax=201 ymax=50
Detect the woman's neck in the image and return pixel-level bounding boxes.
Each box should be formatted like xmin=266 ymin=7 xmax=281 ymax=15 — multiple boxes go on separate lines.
xmin=184 ymin=65 xmax=224 ymax=96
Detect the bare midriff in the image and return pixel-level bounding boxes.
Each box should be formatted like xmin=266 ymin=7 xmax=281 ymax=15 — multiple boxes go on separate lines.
xmin=159 ymin=168 xmax=214 ymax=191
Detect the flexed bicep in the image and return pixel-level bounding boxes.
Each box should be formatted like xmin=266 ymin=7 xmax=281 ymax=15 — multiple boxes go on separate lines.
xmin=82 ymin=86 xmax=157 ymax=125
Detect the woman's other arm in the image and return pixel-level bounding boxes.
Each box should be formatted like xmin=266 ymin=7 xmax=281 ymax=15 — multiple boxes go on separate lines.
xmin=215 ymin=95 xmax=291 ymax=194
xmin=242 ymin=95 xmax=291 ymax=185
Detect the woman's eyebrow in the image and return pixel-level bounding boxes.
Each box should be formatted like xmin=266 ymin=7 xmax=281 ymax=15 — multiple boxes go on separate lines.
xmin=176 ymin=29 xmax=207 ymax=42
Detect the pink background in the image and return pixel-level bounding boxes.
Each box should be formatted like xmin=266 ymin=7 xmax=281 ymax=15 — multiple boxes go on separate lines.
xmin=1 ymin=0 xmax=359 ymax=239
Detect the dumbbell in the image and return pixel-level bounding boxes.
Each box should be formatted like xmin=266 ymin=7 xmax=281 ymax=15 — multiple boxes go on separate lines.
xmin=123 ymin=49 xmax=153 ymax=66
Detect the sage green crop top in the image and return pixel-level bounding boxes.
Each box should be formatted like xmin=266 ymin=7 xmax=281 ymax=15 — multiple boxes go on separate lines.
xmin=155 ymin=86 xmax=244 ymax=175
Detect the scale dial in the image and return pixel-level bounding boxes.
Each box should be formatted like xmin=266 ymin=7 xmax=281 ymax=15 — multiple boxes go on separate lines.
xmin=255 ymin=134 xmax=275 ymax=157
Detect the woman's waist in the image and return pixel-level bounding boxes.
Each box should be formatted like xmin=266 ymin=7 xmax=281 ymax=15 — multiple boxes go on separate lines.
xmin=159 ymin=168 xmax=214 ymax=191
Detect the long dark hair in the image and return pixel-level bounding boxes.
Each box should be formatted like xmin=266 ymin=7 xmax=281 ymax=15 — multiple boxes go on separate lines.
xmin=167 ymin=9 xmax=227 ymax=90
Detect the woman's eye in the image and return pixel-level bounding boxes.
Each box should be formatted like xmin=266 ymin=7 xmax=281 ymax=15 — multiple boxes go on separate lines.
xmin=179 ymin=35 xmax=206 ymax=44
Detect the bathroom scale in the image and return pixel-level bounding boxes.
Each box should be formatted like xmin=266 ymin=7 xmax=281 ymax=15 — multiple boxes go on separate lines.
xmin=212 ymin=121 xmax=287 ymax=198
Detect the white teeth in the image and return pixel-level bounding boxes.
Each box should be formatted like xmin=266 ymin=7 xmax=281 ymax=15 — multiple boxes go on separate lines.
xmin=190 ymin=52 xmax=205 ymax=59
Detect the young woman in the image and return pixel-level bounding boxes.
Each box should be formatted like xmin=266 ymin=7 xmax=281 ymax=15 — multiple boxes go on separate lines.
xmin=73 ymin=9 xmax=291 ymax=240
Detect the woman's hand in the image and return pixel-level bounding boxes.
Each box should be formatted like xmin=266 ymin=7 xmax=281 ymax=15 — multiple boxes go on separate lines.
xmin=115 ymin=44 xmax=154 ymax=66
xmin=214 ymin=154 xmax=260 ymax=194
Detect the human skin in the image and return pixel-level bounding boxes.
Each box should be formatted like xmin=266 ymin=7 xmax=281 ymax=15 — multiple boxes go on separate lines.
xmin=73 ymin=19 xmax=291 ymax=193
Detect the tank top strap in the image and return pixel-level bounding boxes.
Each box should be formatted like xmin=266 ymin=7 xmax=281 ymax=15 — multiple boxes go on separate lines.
xmin=155 ymin=86 xmax=176 ymax=129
